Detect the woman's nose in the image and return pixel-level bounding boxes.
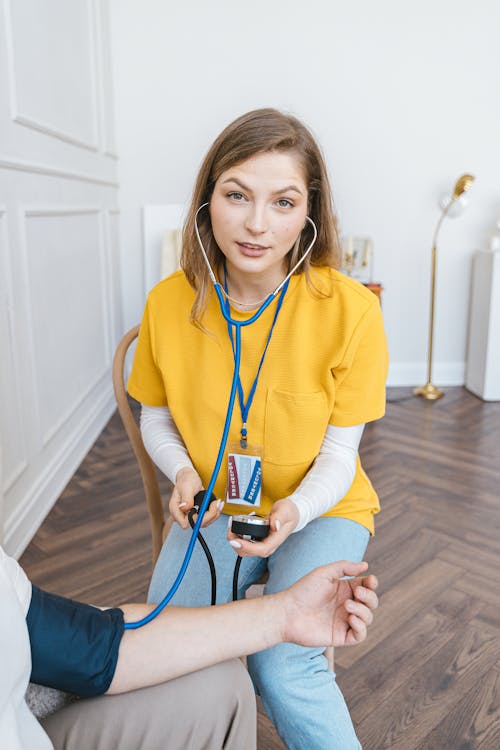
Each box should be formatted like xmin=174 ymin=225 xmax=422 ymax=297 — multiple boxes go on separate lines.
xmin=244 ymin=204 xmax=268 ymax=234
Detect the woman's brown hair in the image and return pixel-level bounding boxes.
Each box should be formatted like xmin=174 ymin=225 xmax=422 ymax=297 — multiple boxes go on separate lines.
xmin=181 ymin=108 xmax=341 ymax=324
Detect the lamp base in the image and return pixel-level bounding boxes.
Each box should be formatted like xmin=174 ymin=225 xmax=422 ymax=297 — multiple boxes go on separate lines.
xmin=413 ymin=383 xmax=444 ymax=400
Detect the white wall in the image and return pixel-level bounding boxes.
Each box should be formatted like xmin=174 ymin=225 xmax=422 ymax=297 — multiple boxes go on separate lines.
xmin=110 ymin=0 xmax=500 ymax=386
xmin=0 ymin=0 xmax=121 ymax=556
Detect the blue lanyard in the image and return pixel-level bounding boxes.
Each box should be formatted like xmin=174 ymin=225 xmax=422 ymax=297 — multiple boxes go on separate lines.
xmin=223 ymin=266 xmax=289 ymax=448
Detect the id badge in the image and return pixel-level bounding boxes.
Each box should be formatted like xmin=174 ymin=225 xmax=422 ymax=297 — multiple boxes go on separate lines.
xmin=226 ymin=442 xmax=262 ymax=508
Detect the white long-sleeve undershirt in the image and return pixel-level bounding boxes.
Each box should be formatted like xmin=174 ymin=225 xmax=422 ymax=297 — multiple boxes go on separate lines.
xmin=286 ymin=422 xmax=364 ymax=532
xmin=140 ymin=404 xmax=364 ymax=532
xmin=140 ymin=405 xmax=195 ymax=484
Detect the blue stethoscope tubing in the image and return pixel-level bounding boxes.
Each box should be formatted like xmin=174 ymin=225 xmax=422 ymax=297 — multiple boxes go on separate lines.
xmin=124 ymin=203 xmax=317 ymax=629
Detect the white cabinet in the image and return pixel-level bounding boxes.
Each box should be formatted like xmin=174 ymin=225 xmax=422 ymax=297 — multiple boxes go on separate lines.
xmin=466 ymin=251 xmax=500 ymax=401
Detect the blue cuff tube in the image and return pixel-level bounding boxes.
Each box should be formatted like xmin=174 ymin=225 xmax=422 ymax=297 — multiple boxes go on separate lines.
xmin=26 ymin=584 xmax=124 ymax=697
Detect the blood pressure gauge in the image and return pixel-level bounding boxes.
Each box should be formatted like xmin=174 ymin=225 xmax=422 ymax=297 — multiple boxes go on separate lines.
xmin=231 ymin=515 xmax=270 ymax=541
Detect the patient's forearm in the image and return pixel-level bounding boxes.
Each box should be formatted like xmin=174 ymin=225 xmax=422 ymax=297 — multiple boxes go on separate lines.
xmin=107 ymin=596 xmax=284 ymax=694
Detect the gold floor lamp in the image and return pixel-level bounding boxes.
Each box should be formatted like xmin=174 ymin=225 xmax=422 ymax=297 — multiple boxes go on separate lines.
xmin=414 ymin=173 xmax=475 ymax=400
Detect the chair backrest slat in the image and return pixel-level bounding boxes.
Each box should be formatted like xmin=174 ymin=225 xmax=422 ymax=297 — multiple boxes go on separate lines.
xmin=112 ymin=325 xmax=166 ymax=565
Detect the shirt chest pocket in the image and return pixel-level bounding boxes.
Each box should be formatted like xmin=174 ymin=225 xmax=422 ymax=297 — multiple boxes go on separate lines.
xmin=264 ymin=389 xmax=329 ymax=466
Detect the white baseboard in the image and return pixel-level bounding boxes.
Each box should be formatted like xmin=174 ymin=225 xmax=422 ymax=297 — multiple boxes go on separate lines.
xmin=4 ymin=388 xmax=116 ymax=559
xmin=388 ymin=361 xmax=465 ymax=387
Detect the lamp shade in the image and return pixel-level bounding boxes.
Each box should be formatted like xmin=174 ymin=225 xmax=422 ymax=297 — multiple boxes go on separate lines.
xmin=452 ymin=174 xmax=475 ymax=200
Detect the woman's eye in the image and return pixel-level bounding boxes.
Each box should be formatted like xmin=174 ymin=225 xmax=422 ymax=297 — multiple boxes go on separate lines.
xmin=277 ymin=198 xmax=293 ymax=208
xmin=228 ymin=192 xmax=245 ymax=201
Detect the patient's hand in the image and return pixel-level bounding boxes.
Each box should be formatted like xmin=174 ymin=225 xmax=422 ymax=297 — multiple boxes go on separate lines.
xmin=281 ymin=561 xmax=379 ymax=648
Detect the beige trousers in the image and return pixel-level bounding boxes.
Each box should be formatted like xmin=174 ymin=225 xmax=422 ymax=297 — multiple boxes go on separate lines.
xmin=41 ymin=659 xmax=256 ymax=750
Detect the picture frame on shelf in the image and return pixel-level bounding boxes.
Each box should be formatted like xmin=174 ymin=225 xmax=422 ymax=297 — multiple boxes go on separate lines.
xmin=340 ymin=235 xmax=373 ymax=284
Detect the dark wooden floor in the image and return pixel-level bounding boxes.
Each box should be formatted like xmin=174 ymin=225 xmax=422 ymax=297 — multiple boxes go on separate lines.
xmin=21 ymin=388 xmax=500 ymax=749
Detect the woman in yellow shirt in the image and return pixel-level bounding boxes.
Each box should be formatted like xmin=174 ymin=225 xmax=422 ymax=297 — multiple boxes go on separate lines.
xmin=128 ymin=108 xmax=388 ymax=750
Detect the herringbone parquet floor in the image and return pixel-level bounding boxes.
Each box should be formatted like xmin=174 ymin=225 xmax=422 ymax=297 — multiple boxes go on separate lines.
xmin=20 ymin=387 xmax=500 ymax=749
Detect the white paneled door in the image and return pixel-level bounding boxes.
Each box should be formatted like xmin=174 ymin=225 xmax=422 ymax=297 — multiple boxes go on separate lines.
xmin=0 ymin=0 xmax=121 ymax=556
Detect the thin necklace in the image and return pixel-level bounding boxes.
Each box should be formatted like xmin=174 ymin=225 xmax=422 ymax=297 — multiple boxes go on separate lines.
xmin=222 ymin=266 xmax=288 ymax=310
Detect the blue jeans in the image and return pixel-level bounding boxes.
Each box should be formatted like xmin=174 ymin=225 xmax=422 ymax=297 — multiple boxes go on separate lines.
xmin=148 ymin=515 xmax=370 ymax=750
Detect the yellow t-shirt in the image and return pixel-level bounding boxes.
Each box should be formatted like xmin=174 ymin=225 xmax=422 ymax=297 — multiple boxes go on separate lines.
xmin=128 ymin=267 xmax=389 ymax=534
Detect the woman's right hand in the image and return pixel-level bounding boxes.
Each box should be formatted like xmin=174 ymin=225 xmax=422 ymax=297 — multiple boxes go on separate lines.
xmin=169 ymin=467 xmax=224 ymax=529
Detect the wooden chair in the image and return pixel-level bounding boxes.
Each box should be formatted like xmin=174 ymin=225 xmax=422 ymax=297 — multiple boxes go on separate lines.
xmin=113 ymin=325 xmax=333 ymax=669
xmin=112 ymin=324 xmax=173 ymax=566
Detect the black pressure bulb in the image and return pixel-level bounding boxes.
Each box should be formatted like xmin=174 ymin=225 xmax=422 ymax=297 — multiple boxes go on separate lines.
xmin=187 ymin=490 xmax=217 ymax=525
xmin=193 ymin=490 xmax=217 ymax=510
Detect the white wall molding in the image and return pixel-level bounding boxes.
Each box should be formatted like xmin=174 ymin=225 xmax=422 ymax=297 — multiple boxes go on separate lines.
xmin=0 ymin=154 xmax=119 ymax=187
xmin=5 ymin=0 xmax=100 ymax=152
xmin=0 ymin=444 xmax=3 ymax=544
xmin=2 ymin=0 xmax=19 ymax=122
xmin=4 ymin=387 xmax=116 ymax=558
xmin=19 ymin=206 xmax=111 ymax=447
xmin=85 ymin=0 xmax=101 ymax=150
xmin=98 ymin=0 xmax=118 ymax=159
xmin=12 ymin=114 xmax=100 ymax=153
xmin=23 ymin=206 xmax=101 ymax=218
xmin=93 ymin=0 xmax=106 ymax=155
xmin=1 ymin=0 xmax=120 ymax=556
xmin=0 ymin=206 xmax=29 ymax=493
xmin=388 ymin=361 xmax=466 ymax=388
xmin=2 ymin=459 xmax=28 ymax=496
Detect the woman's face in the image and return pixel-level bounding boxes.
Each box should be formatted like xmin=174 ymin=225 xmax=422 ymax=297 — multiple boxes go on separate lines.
xmin=209 ymin=150 xmax=309 ymax=286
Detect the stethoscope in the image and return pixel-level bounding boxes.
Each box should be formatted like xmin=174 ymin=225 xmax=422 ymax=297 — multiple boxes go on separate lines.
xmin=124 ymin=203 xmax=317 ymax=629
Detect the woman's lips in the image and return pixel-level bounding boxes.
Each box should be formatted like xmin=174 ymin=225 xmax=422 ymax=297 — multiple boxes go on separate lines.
xmin=236 ymin=242 xmax=269 ymax=256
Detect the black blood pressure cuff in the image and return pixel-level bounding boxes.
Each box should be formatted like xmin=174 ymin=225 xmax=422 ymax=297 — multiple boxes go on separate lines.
xmin=26 ymin=584 xmax=125 ymax=697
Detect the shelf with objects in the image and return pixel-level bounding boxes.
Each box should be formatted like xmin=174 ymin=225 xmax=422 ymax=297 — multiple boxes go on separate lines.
xmin=340 ymin=235 xmax=382 ymax=301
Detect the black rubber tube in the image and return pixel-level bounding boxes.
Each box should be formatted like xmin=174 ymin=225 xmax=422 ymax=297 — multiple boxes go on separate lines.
xmin=188 ymin=508 xmax=217 ymax=606
xmin=232 ymin=554 xmax=243 ymax=601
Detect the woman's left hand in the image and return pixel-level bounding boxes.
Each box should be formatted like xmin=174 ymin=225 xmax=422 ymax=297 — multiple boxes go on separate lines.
xmin=226 ymin=499 xmax=300 ymax=557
